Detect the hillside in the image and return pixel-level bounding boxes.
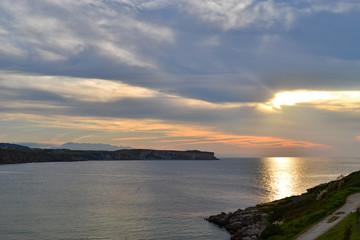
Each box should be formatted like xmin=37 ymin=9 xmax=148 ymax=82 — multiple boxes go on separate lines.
xmin=0 ymin=143 xmax=30 ymax=150
xmin=207 ymin=170 xmax=360 ymax=240
xmin=0 ymin=146 xmax=218 ymax=164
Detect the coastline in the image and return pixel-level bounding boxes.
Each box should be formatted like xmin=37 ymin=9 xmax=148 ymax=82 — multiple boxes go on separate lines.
xmin=206 ymin=192 xmax=313 ymax=240
xmin=0 ymin=147 xmax=218 ymax=165
xmin=296 ymin=192 xmax=360 ymax=240
xmin=206 ymin=170 xmax=360 ymax=240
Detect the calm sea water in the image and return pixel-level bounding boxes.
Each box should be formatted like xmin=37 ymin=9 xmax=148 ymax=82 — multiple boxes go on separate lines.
xmin=0 ymin=157 xmax=360 ymax=240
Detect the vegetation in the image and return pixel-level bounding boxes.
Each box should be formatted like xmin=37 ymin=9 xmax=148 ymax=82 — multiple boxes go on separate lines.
xmin=316 ymin=213 xmax=360 ymax=240
xmin=0 ymin=147 xmax=217 ymax=164
xmin=259 ymin=223 xmax=284 ymax=239
xmin=256 ymin=171 xmax=360 ymax=240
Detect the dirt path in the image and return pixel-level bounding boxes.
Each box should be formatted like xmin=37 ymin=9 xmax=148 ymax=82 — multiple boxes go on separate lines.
xmin=295 ymin=193 xmax=360 ymax=240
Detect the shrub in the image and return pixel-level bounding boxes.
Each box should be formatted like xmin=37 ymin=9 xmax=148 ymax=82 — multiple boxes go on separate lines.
xmin=259 ymin=224 xmax=284 ymax=239
xmin=343 ymin=224 xmax=352 ymax=240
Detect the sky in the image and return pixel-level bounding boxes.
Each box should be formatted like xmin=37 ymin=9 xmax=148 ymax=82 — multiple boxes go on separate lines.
xmin=1 ymin=0 xmax=360 ymax=157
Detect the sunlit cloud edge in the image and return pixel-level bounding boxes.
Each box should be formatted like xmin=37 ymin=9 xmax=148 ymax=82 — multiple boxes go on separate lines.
xmin=262 ymin=90 xmax=360 ymax=112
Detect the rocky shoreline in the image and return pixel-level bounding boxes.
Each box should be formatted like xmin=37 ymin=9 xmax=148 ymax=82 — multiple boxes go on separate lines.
xmin=207 ymin=207 xmax=268 ymax=240
xmin=206 ymin=190 xmax=316 ymax=240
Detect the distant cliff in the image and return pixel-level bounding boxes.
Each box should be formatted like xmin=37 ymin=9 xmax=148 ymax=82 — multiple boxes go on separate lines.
xmin=0 ymin=147 xmax=218 ymax=164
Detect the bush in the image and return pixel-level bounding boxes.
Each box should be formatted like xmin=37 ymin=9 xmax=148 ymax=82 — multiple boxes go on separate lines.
xmin=268 ymin=208 xmax=285 ymax=223
xmin=343 ymin=225 xmax=352 ymax=240
xmin=259 ymin=224 xmax=284 ymax=239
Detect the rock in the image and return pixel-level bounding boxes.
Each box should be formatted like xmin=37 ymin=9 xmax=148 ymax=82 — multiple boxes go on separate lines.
xmin=207 ymin=208 xmax=268 ymax=240
xmin=207 ymin=212 xmax=230 ymax=226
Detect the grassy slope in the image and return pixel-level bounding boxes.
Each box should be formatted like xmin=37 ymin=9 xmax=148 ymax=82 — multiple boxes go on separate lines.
xmin=258 ymin=170 xmax=360 ymax=240
xmin=316 ymin=213 xmax=360 ymax=240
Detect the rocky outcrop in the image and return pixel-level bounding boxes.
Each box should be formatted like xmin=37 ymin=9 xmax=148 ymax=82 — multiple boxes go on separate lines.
xmin=207 ymin=207 xmax=268 ymax=240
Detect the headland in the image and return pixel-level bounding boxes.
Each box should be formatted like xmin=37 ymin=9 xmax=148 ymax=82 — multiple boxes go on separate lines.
xmin=0 ymin=143 xmax=218 ymax=164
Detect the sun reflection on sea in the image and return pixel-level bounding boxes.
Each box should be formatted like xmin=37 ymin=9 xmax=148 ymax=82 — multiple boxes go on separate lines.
xmin=256 ymin=157 xmax=301 ymax=203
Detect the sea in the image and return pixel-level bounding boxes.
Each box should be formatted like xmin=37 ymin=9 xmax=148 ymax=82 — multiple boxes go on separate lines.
xmin=0 ymin=157 xmax=359 ymax=240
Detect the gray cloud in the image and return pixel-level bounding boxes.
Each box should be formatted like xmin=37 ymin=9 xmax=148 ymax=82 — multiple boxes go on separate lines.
xmin=0 ymin=0 xmax=174 ymax=67
xmin=1 ymin=0 xmax=359 ymax=103
xmin=1 ymin=0 xmax=360 ymax=156
xmin=181 ymin=0 xmax=295 ymax=31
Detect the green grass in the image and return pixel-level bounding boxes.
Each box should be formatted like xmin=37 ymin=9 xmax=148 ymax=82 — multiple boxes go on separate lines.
xmin=258 ymin=170 xmax=360 ymax=240
xmin=265 ymin=189 xmax=360 ymax=239
xmin=316 ymin=213 xmax=360 ymax=240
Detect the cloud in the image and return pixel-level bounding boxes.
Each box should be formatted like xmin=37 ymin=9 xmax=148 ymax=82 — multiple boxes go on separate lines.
xmin=128 ymin=0 xmax=171 ymax=10
xmin=113 ymin=137 xmax=159 ymax=141
xmin=0 ymin=71 xmax=157 ymax=102
xmin=176 ymin=0 xmax=360 ymax=31
xmin=0 ymin=112 xmax=329 ymax=152
xmin=0 ymin=1 xmax=84 ymax=61
xmin=0 ymin=71 xmax=266 ymax=131
xmin=201 ymin=36 xmax=220 ymax=47
xmin=181 ymin=0 xmax=295 ymax=31
xmin=0 ymin=71 xmax=258 ymax=109
xmin=0 ymin=0 xmax=174 ymax=66
xmin=2 ymin=71 xmax=360 ymax=133
xmin=262 ymin=90 xmax=360 ymax=112
xmin=1 ymin=1 xmax=360 ymax=157
xmin=0 ymin=27 xmax=27 ymax=58
xmin=302 ymin=1 xmax=360 ymax=14
xmin=70 ymin=135 xmax=94 ymax=143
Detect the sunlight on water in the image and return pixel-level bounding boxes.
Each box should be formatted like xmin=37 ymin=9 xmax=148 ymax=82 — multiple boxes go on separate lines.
xmin=257 ymin=157 xmax=302 ymax=202
xmin=1 ymin=158 xmax=359 ymax=239
xmin=269 ymin=157 xmax=295 ymax=200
